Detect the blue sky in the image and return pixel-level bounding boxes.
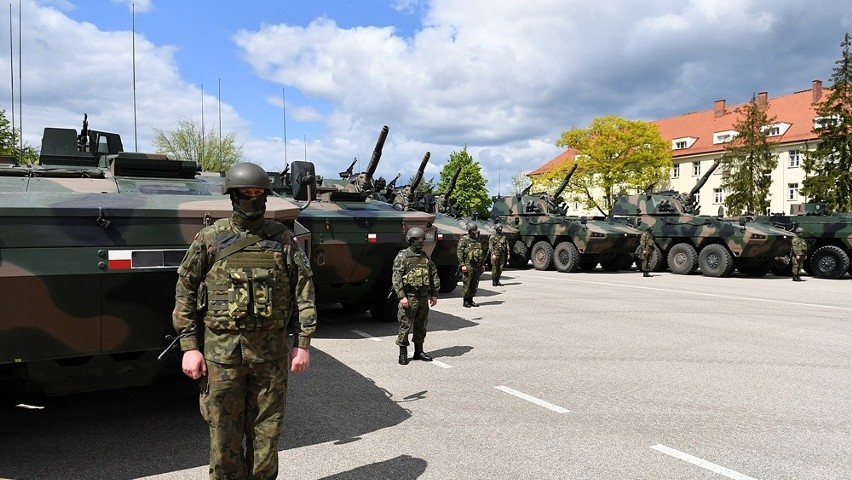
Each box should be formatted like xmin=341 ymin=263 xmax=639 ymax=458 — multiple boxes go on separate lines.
xmin=2 ymin=1 xmax=851 ymax=196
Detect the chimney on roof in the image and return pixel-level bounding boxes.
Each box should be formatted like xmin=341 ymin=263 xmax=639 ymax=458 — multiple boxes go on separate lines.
xmin=757 ymin=91 xmax=768 ymax=107
xmin=812 ymin=79 xmax=823 ymax=104
xmin=714 ymin=99 xmax=726 ymax=117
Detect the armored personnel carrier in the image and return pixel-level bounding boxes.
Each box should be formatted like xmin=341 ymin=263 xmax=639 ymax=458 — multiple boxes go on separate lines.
xmin=270 ymin=126 xmax=438 ymax=321
xmin=0 ymin=117 xmax=311 ymax=396
xmin=491 ymin=164 xmax=641 ymax=272
xmin=611 ymin=159 xmax=792 ymax=277
xmin=755 ymin=203 xmax=852 ymax=279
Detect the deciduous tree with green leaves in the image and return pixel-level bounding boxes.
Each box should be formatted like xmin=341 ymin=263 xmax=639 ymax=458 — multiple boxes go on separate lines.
xmin=553 ymin=115 xmax=671 ymax=216
xmin=436 ymin=147 xmax=490 ymax=219
xmin=511 ymin=171 xmax=531 ymax=195
xmin=720 ymin=94 xmax=778 ymax=215
xmin=0 ymin=109 xmax=38 ymax=165
xmin=801 ymin=32 xmax=852 ymax=212
xmin=153 ymin=118 xmax=243 ymax=172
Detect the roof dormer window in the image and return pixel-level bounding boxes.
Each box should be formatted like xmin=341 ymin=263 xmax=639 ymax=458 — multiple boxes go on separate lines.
xmin=713 ymin=130 xmax=737 ymax=144
xmin=672 ymin=137 xmax=697 ymax=150
xmin=761 ymin=122 xmax=790 ymax=137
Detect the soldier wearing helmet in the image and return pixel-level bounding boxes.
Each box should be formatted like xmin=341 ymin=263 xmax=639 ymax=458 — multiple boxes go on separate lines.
xmin=392 ymin=226 xmax=440 ymax=365
xmin=791 ymin=226 xmax=808 ymax=282
xmin=173 ymin=162 xmax=317 ymax=478
xmin=488 ymin=223 xmax=510 ymax=286
xmin=458 ymin=221 xmax=486 ymax=307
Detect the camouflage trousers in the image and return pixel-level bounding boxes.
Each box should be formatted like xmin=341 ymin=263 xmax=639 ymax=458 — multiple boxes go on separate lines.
xmin=200 ymin=357 xmax=288 ymax=480
xmin=791 ymin=254 xmax=805 ymax=276
xmin=397 ymin=293 xmax=430 ymax=346
xmin=491 ymin=254 xmax=506 ymax=280
xmin=641 ymin=253 xmax=653 ymax=272
xmin=462 ymin=264 xmax=482 ymax=298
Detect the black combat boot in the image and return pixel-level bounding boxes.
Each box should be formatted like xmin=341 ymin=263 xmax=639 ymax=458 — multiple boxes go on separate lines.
xmin=492 ymin=279 xmax=497 ymax=286
xmin=398 ymin=346 xmax=409 ymax=365
xmin=469 ymin=298 xmax=479 ymax=307
xmin=412 ymin=344 xmax=433 ymax=362
xmin=495 ymin=278 xmax=503 ymax=286
xmin=643 ymin=271 xmax=650 ymax=278
xmin=463 ymin=297 xmax=471 ymax=308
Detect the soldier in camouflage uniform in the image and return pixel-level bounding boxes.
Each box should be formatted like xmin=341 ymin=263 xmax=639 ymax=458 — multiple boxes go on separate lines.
xmin=791 ymin=226 xmax=808 ymax=282
xmin=639 ymin=229 xmax=655 ymax=278
xmin=393 ymin=227 xmax=440 ymax=365
xmin=488 ymin=223 xmax=510 ymax=286
xmin=173 ymin=162 xmax=317 ymax=480
xmin=458 ymin=222 xmax=485 ymax=307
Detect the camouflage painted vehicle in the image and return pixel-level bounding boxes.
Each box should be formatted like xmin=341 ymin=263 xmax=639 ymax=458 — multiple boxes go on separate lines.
xmin=755 ymin=203 xmax=852 ymax=279
xmin=0 ymin=118 xmax=311 ymax=396
xmin=491 ymin=164 xmax=641 ymax=272
xmin=270 ymin=126 xmax=438 ymax=320
xmin=611 ymin=159 xmax=792 ymax=277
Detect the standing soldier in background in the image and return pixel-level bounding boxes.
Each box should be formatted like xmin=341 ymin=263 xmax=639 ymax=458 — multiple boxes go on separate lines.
xmin=458 ymin=222 xmax=485 ymax=307
xmin=639 ymin=229 xmax=655 ymax=278
xmin=791 ymin=226 xmax=808 ymax=282
xmin=489 ymin=223 xmax=510 ymax=286
xmin=173 ymin=162 xmax=317 ymax=480
xmin=393 ymin=227 xmax=440 ymax=365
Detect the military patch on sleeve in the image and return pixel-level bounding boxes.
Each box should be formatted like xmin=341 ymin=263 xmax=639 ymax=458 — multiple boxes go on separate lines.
xmin=298 ymin=251 xmax=313 ymax=276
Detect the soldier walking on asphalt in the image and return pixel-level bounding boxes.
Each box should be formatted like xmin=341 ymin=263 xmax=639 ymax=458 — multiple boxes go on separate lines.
xmin=791 ymin=226 xmax=808 ymax=282
xmin=458 ymin=222 xmax=485 ymax=307
xmin=393 ymin=227 xmax=440 ymax=365
xmin=173 ymin=162 xmax=317 ymax=480
xmin=489 ymin=223 xmax=510 ymax=286
xmin=639 ymin=229 xmax=655 ymax=277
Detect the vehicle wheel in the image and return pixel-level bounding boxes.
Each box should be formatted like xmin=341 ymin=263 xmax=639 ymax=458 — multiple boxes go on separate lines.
xmin=530 ymin=241 xmax=554 ymax=270
xmin=770 ymin=256 xmax=792 ymax=276
xmin=810 ymin=245 xmax=851 ymax=279
xmin=698 ymin=244 xmax=734 ymax=277
xmin=736 ymin=260 xmax=772 ymax=277
xmin=437 ymin=265 xmax=459 ymax=293
xmin=509 ymin=240 xmax=529 ymax=268
xmin=634 ymin=244 xmax=665 ymax=272
xmin=667 ymin=243 xmax=699 ymax=275
xmin=370 ymin=295 xmax=399 ymax=323
xmin=553 ymin=242 xmax=580 ymax=272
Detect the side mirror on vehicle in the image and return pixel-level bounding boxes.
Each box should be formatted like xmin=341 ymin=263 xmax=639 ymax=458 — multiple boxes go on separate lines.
xmin=290 ymin=161 xmax=316 ymax=201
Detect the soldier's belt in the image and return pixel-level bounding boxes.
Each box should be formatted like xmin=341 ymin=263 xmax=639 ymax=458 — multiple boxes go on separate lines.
xmin=403 ymin=286 xmax=430 ymax=295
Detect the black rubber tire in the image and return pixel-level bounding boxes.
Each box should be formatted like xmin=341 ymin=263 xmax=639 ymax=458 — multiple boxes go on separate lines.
xmin=770 ymin=256 xmax=792 ymax=276
xmin=437 ymin=265 xmax=459 ymax=293
xmin=509 ymin=240 xmax=530 ymax=268
xmin=698 ymin=244 xmax=734 ymax=277
xmin=531 ymin=241 xmax=555 ymax=271
xmin=810 ymin=245 xmax=851 ymax=279
xmin=553 ymin=242 xmax=580 ymax=273
xmin=667 ymin=243 xmax=699 ymax=275
xmin=634 ymin=244 xmax=665 ymax=272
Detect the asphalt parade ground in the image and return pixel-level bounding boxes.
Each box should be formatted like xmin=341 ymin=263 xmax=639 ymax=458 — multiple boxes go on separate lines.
xmin=1 ymin=268 xmax=850 ymax=479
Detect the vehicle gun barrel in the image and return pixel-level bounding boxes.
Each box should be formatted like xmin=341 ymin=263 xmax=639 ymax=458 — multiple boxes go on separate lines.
xmin=365 ymin=125 xmax=389 ymax=179
xmin=339 ymin=158 xmax=358 ymax=179
xmin=443 ymin=167 xmax=462 ymax=205
xmin=688 ymin=158 xmax=721 ymax=198
xmin=552 ymin=163 xmax=578 ymax=199
xmin=409 ymin=151 xmax=430 ymax=192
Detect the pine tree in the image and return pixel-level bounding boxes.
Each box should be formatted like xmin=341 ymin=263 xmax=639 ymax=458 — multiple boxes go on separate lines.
xmin=801 ymin=32 xmax=852 ymax=212
xmin=720 ymin=95 xmax=778 ymax=214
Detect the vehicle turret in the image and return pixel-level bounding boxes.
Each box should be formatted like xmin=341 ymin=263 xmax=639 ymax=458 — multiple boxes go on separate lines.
xmin=322 ymin=125 xmax=389 ymax=199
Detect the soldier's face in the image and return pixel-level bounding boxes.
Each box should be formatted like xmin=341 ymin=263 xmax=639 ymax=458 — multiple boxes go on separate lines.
xmin=411 ymin=237 xmax=424 ymax=252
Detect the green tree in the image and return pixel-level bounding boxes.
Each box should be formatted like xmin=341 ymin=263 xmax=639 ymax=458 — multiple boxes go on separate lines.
xmin=511 ymin=171 xmax=531 ymax=195
xmin=153 ymin=118 xmax=243 ymax=172
xmin=0 ymin=109 xmax=38 ymax=165
xmin=801 ymin=32 xmax=852 ymax=212
xmin=720 ymin=94 xmax=778 ymax=214
xmin=436 ymin=147 xmax=490 ymax=218
xmin=554 ymin=115 xmax=671 ymax=216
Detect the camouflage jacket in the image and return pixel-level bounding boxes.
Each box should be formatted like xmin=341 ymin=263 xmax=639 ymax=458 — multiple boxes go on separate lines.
xmin=392 ymin=247 xmax=440 ymax=299
xmin=791 ymin=235 xmax=808 ymax=256
xmin=173 ymin=217 xmax=317 ymax=365
xmin=488 ymin=232 xmax=509 ymax=257
xmin=457 ymin=235 xmax=485 ymax=266
xmin=639 ymin=230 xmax=655 ymax=254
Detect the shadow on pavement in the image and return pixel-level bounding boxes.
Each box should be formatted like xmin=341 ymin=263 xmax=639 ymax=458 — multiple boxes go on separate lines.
xmin=317 ymin=454 xmax=427 ymax=480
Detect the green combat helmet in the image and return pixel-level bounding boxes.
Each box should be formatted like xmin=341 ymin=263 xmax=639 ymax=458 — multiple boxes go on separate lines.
xmin=406 ymin=226 xmax=426 ymax=243
xmin=223 ymin=162 xmax=273 ymax=193
xmin=466 ymin=222 xmax=478 ymax=232
xmin=495 ymin=223 xmax=503 ymax=232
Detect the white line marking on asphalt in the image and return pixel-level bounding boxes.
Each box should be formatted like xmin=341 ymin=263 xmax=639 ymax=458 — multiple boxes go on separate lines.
xmin=526 ymin=274 xmax=852 ymax=311
xmin=494 ymin=385 xmax=569 ymax=413
xmin=650 ymin=444 xmax=758 ymax=480
xmin=431 ymin=360 xmax=453 ymax=369
xmin=351 ymin=330 xmax=382 ymax=341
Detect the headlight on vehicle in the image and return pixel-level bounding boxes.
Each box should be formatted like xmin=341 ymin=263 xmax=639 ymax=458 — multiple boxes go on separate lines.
xmin=750 ymin=234 xmax=766 ymax=240
xmin=590 ymin=232 xmax=606 ymax=238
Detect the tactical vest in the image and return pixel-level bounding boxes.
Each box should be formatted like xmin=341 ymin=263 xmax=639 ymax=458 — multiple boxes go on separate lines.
xmin=402 ymin=252 xmax=433 ymax=290
xmin=202 ymin=218 xmax=293 ymax=332
xmin=461 ymin=237 xmax=484 ymax=264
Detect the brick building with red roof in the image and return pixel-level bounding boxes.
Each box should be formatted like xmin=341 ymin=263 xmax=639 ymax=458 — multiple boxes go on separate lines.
xmin=531 ymin=80 xmax=828 ymax=216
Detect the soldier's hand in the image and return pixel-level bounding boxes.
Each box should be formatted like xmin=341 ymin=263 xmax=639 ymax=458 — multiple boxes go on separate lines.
xmin=400 ymin=297 xmax=410 ymax=309
xmin=461 ymin=265 xmax=468 ymax=272
xmin=290 ymin=347 xmax=310 ymax=373
xmin=182 ymin=350 xmax=207 ymax=380
xmin=429 ymin=296 xmax=437 ymax=307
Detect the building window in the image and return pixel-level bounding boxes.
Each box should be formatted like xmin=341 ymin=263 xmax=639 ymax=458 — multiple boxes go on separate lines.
xmin=788 ymin=183 xmax=799 ymax=201
xmin=692 ymin=161 xmax=701 ymax=176
xmin=675 ymin=140 xmax=687 ymax=149
xmin=765 ymin=126 xmax=781 ymax=136
xmin=713 ymin=188 xmax=723 ymax=204
xmin=672 ymin=164 xmax=680 ymax=178
xmin=789 ymin=150 xmax=800 ymax=168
